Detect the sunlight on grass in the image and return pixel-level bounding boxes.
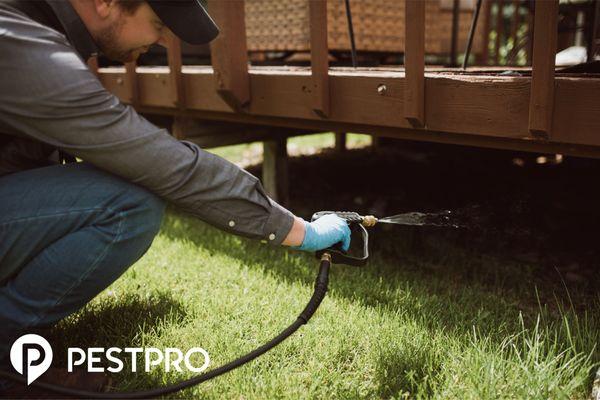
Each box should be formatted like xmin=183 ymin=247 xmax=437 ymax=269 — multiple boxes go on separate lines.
xmin=48 ymin=209 xmax=599 ymax=399
xmin=210 ymin=133 xmax=371 ymax=167
xmin=49 ymin=135 xmax=599 ymax=399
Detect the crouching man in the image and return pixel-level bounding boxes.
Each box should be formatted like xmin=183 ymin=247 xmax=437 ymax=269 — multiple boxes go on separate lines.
xmin=0 ymin=0 xmax=350 ymax=395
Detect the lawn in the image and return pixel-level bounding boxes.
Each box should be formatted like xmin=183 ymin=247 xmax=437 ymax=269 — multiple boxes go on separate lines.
xmin=47 ymin=134 xmax=599 ymax=399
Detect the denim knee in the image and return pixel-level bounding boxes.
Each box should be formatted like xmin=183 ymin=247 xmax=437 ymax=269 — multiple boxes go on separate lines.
xmin=140 ymin=192 xmax=166 ymax=240
xmin=117 ymin=187 xmax=166 ymax=258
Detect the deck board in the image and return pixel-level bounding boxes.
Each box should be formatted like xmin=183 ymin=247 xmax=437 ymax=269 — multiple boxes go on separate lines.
xmin=97 ymin=65 xmax=600 ymax=156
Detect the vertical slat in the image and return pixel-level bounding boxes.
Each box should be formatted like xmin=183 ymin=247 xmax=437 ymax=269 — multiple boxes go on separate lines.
xmin=481 ymin=0 xmax=492 ymax=65
xmin=591 ymin=0 xmax=600 ymax=61
xmin=449 ymin=0 xmax=460 ymax=67
xmin=166 ymin=31 xmax=185 ymax=109
xmin=404 ymin=0 xmax=425 ymax=127
xmin=528 ymin=0 xmax=558 ymax=137
xmin=524 ymin=5 xmax=533 ymax=65
xmin=208 ymin=0 xmax=250 ymax=112
xmin=125 ymin=61 xmax=139 ymax=106
xmin=508 ymin=0 xmax=520 ymax=65
xmin=494 ymin=0 xmax=504 ymax=65
xmin=309 ymin=0 xmax=330 ymax=118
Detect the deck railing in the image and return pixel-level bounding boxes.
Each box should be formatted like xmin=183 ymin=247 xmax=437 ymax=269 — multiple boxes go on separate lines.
xmin=111 ymin=0 xmax=559 ymax=139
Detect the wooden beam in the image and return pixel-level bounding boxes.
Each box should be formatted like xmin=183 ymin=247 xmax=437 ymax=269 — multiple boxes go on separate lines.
xmin=309 ymin=0 xmax=330 ymax=118
xmin=404 ymin=0 xmax=425 ymax=127
xmin=263 ymin=138 xmax=289 ymax=206
xmin=528 ymin=0 xmax=558 ymax=138
xmin=125 ymin=61 xmax=139 ymax=107
xmin=208 ymin=0 xmax=250 ymax=112
xmin=139 ymin=105 xmax=600 ymax=159
xmin=166 ymin=31 xmax=185 ymax=109
xmin=98 ymin=66 xmax=600 ymax=147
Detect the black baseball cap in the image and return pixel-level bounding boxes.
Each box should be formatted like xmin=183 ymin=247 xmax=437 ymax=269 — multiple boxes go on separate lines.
xmin=147 ymin=0 xmax=219 ymax=45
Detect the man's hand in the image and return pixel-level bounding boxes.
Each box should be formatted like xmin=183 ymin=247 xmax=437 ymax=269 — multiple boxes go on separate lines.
xmin=284 ymin=214 xmax=351 ymax=252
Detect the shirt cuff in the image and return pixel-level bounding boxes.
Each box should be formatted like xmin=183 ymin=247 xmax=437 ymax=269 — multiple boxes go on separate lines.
xmin=262 ymin=198 xmax=295 ymax=246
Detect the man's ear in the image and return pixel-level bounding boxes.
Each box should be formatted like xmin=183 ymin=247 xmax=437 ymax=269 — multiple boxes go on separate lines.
xmin=93 ymin=0 xmax=117 ymax=19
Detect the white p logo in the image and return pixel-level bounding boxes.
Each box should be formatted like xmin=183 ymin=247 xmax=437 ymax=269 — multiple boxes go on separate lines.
xmin=10 ymin=334 xmax=53 ymax=385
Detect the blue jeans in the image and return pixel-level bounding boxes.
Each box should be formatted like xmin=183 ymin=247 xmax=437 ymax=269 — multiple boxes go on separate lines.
xmin=0 ymin=162 xmax=165 ymax=366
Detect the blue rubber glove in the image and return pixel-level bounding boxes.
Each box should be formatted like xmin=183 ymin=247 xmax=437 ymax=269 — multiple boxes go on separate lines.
xmin=293 ymin=214 xmax=351 ymax=252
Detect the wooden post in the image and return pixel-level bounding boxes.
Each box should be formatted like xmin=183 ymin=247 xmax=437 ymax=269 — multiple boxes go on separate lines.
xmin=172 ymin=117 xmax=190 ymax=140
xmin=263 ymin=138 xmax=289 ymax=206
xmin=125 ymin=61 xmax=139 ymax=107
xmin=166 ymin=32 xmax=185 ymax=109
xmin=528 ymin=0 xmax=558 ymax=138
xmin=208 ymin=0 xmax=250 ymax=112
xmin=335 ymin=132 xmax=347 ymax=152
xmin=309 ymin=0 xmax=330 ymax=118
xmin=404 ymin=0 xmax=425 ymax=128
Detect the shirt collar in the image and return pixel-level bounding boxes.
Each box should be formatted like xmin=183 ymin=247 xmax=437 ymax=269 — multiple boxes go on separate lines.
xmin=46 ymin=1 xmax=98 ymax=60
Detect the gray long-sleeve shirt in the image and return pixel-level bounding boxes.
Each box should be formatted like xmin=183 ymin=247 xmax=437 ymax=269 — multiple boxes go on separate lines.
xmin=0 ymin=0 xmax=295 ymax=245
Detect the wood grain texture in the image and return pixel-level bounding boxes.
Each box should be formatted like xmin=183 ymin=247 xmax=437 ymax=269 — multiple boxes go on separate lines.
xmin=97 ymin=67 xmax=600 ymax=148
xmin=404 ymin=0 xmax=425 ymax=127
xmin=208 ymin=0 xmax=250 ymax=112
xmin=528 ymin=0 xmax=558 ymax=137
xmin=309 ymin=0 xmax=330 ymax=118
xmin=135 ymin=104 xmax=600 ymax=159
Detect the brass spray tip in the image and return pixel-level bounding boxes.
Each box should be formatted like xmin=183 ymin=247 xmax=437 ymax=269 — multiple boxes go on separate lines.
xmin=361 ymin=215 xmax=378 ymax=227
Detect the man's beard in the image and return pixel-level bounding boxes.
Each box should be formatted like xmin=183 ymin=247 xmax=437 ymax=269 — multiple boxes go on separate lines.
xmin=94 ymin=19 xmax=136 ymax=63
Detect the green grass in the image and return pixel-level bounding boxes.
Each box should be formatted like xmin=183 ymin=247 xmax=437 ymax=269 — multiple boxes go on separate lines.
xmin=47 ymin=134 xmax=599 ymax=399
xmin=210 ymin=133 xmax=371 ymax=166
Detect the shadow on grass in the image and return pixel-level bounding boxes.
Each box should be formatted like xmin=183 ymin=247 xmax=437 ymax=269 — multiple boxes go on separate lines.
xmin=45 ymin=291 xmax=189 ymax=369
xmin=374 ymin=340 xmax=442 ymax=399
xmin=159 ymin=205 xmax=600 ymax=396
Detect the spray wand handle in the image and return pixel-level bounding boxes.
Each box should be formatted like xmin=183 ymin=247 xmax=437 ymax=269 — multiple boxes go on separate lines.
xmin=311 ymin=211 xmax=372 ymax=266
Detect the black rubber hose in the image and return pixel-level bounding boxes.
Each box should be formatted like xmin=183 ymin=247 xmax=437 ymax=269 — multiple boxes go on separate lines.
xmin=0 ymin=257 xmax=332 ymax=399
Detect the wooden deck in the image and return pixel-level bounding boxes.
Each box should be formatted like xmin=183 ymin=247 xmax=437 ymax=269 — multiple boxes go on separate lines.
xmin=94 ymin=0 xmax=600 ymax=158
